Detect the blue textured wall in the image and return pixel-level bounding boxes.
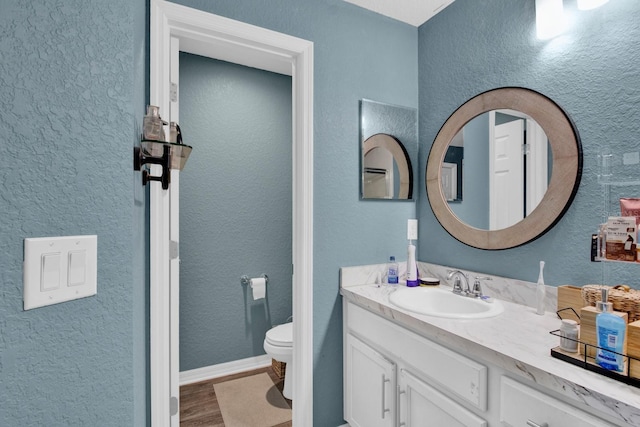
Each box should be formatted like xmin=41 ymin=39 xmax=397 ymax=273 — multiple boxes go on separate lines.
xmin=418 ymin=0 xmax=640 ymax=286
xmin=169 ymin=1 xmax=418 ymax=424
xmin=0 ymin=0 xmax=147 ymax=425
xmin=178 ymin=54 xmax=293 ymax=371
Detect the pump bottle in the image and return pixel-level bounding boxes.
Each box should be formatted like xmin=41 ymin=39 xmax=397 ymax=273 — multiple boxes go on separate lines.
xmin=595 ymin=288 xmax=626 ymax=372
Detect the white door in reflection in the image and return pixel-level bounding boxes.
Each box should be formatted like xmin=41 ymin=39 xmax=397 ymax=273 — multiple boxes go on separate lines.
xmin=489 ymin=111 xmax=549 ymax=230
xmin=491 ymin=118 xmax=524 ymax=229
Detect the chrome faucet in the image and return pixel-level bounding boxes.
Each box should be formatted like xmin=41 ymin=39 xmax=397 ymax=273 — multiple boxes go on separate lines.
xmin=447 ymin=270 xmax=469 ymax=295
xmin=447 ymin=271 xmax=492 ymax=299
xmin=471 ymin=276 xmax=492 ymax=298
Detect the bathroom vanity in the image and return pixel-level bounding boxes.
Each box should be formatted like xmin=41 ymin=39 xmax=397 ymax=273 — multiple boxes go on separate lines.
xmin=341 ymin=263 xmax=640 ymax=427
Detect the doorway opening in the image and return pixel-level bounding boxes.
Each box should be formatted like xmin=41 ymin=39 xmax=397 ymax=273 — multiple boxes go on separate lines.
xmin=149 ymin=2 xmax=314 ymax=426
xmin=178 ymin=51 xmax=293 ymax=410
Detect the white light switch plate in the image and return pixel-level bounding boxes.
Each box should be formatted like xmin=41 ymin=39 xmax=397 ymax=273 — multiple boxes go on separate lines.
xmin=23 ymin=235 xmax=97 ymax=310
xmin=407 ymin=219 xmax=418 ymax=241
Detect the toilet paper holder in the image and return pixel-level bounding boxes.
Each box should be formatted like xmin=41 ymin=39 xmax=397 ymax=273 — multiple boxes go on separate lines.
xmin=240 ymin=274 xmax=268 ymax=287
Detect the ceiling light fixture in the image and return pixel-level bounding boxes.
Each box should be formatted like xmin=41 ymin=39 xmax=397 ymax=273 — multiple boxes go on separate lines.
xmin=535 ymin=0 xmax=566 ymax=40
xmin=577 ymin=0 xmax=609 ymax=10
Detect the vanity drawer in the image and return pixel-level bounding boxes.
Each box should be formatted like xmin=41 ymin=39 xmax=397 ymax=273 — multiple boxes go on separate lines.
xmin=346 ymin=302 xmax=487 ymax=410
xmin=500 ymin=376 xmax=614 ymax=427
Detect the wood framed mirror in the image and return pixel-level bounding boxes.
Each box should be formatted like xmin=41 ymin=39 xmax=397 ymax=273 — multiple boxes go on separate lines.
xmin=426 ymin=87 xmax=583 ymax=250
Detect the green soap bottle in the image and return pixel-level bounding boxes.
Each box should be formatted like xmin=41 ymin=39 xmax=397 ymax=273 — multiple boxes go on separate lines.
xmin=595 ymin=288 xmax=626 ymax=372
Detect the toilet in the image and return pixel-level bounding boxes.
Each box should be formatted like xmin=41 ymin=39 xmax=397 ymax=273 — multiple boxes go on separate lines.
xmin=264 ymin=322 xmax=293 ymax=400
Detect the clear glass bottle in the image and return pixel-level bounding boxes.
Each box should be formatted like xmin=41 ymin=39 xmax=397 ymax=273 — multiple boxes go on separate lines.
xmin=169 ymin=122 xmax=179 ymax=143
xmin=387 ymin=256 xmax=398 ymax=285
xmin=143 ymin=105 xmax=166 ymax=141
xmin=559 ymin=319 xmax=579 ymax=353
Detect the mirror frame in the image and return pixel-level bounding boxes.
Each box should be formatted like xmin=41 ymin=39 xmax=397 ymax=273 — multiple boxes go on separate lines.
xmin=426 ymin=87 xmax=583 ymax=250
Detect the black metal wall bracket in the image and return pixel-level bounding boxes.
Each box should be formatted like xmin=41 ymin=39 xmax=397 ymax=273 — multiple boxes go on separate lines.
xmin=134 ymin=144 xmax=171 ymax=190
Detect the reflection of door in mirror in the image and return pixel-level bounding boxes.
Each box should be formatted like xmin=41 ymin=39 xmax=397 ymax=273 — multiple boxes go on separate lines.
xmin=362 ymin=133 xmax=412 ymax=199
xmin=491 ymin=113 xmax=525 ymax=229
xmin=363 ymin=147 xmax=394 ymax=199
xmin=490 ymin=110 xmax=549 ymax=229
xmin=443 ymin=140 xmax=463 ymax=202
xmin=441 ymin=162 xmax=457 ymax=201
xmin=445 ymin=110 xmax=549 ymax=230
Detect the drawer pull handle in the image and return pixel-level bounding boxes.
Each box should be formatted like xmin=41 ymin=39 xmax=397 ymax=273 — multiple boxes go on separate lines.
xmin=381 ymin=375 xmax=390 ymax=419
xmin=526 ymin=421 xmax=548 ymax=427
xmin=399 ymin=389 xmax=406 ymax=426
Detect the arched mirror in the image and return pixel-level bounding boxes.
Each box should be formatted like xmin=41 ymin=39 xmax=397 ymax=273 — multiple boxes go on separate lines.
xmin=363 ymin=133 xmax=413 ymax=199
xmin=361 ymin=99 xmax=418 ymax=200
xmin=426 ymin=87 xmax=583 ymax=250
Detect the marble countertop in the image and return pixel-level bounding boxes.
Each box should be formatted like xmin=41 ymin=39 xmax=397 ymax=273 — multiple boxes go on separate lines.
xmin=340 ymin=263 xmax=640 ymax=426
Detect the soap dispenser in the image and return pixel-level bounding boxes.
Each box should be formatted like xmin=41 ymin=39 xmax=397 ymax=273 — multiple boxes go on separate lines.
xmin=595 ymin=288 xmax=626 ymax=372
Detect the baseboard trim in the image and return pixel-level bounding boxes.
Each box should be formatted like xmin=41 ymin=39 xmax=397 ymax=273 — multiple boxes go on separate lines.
xmin=179 ymin=354 xmax=272 ymax=386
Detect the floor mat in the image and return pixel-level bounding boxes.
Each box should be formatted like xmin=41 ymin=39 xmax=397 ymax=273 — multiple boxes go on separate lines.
xmin=213 ymin=372 xmax=291 ymax=427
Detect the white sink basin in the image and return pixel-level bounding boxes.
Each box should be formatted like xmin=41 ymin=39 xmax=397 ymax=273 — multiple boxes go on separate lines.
xmin=388 ymin=286 xmax=504 ymax=319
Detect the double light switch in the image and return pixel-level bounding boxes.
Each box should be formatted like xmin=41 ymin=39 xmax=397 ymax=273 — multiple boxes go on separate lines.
xmin=23 ymin=235 xmax=97 ymax=310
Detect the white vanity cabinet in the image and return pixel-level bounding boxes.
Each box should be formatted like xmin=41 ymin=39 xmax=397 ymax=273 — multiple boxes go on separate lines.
xmin=343 ymin=298 xmax=620 ymax=427
xmin=344 ymin=301 xmax=489 ymax=427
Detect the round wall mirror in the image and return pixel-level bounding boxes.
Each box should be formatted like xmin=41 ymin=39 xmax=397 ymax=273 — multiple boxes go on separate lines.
xmin=426 ymin=87 xmax=583 ymax=250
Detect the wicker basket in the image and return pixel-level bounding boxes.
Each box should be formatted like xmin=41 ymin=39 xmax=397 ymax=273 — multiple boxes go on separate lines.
xmin=272 ymin=358 xmax=286 ymax=379
xmin=582 ymin=284 xmax=640 ymax=322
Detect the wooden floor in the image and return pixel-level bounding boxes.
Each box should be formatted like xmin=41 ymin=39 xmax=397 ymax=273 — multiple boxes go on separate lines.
xmin=180 ymin=366 xmax=292 ymax=427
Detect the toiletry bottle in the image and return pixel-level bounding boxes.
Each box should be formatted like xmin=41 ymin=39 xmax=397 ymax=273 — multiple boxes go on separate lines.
xmin=625 ymin=234 xmax=634 ymax=251
xmin=598 ymin=223 xmax=607 ymax=259
xmin=595 ymin=288 xmax=626 ymax=372
xmin=387 ymin=256 xmax=398 ymax=285
xmin=143 ymin=105 xmax=165 ymax=141
xmin=406 ymin=219 xmax=419 ymax=287
xmin=535 ymin=261 xmax=546 ymax=315
xmin=406 ymin=244 xmax=418 ymax=287
xmin=560 ymin=319 xmax=579 ymax=353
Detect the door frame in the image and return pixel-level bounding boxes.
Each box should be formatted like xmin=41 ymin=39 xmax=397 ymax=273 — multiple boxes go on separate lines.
xmin=149 ymin=2 xmax=314 ymax=426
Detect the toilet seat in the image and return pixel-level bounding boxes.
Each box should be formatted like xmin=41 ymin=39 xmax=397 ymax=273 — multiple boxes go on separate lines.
xmin=265 ymin=322 xmax=292 ymax=347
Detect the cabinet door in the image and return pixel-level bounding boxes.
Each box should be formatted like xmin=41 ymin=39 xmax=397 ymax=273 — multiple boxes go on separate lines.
xmin=347 ymin=301 xmax=488 ymax=410
xmin=399 ymin=369 xmax=487 ymax=427
xmin=500 ymin=376 xmax=615 ymax=427
xmin=345 ymin=334 xmax=396 ymax=427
